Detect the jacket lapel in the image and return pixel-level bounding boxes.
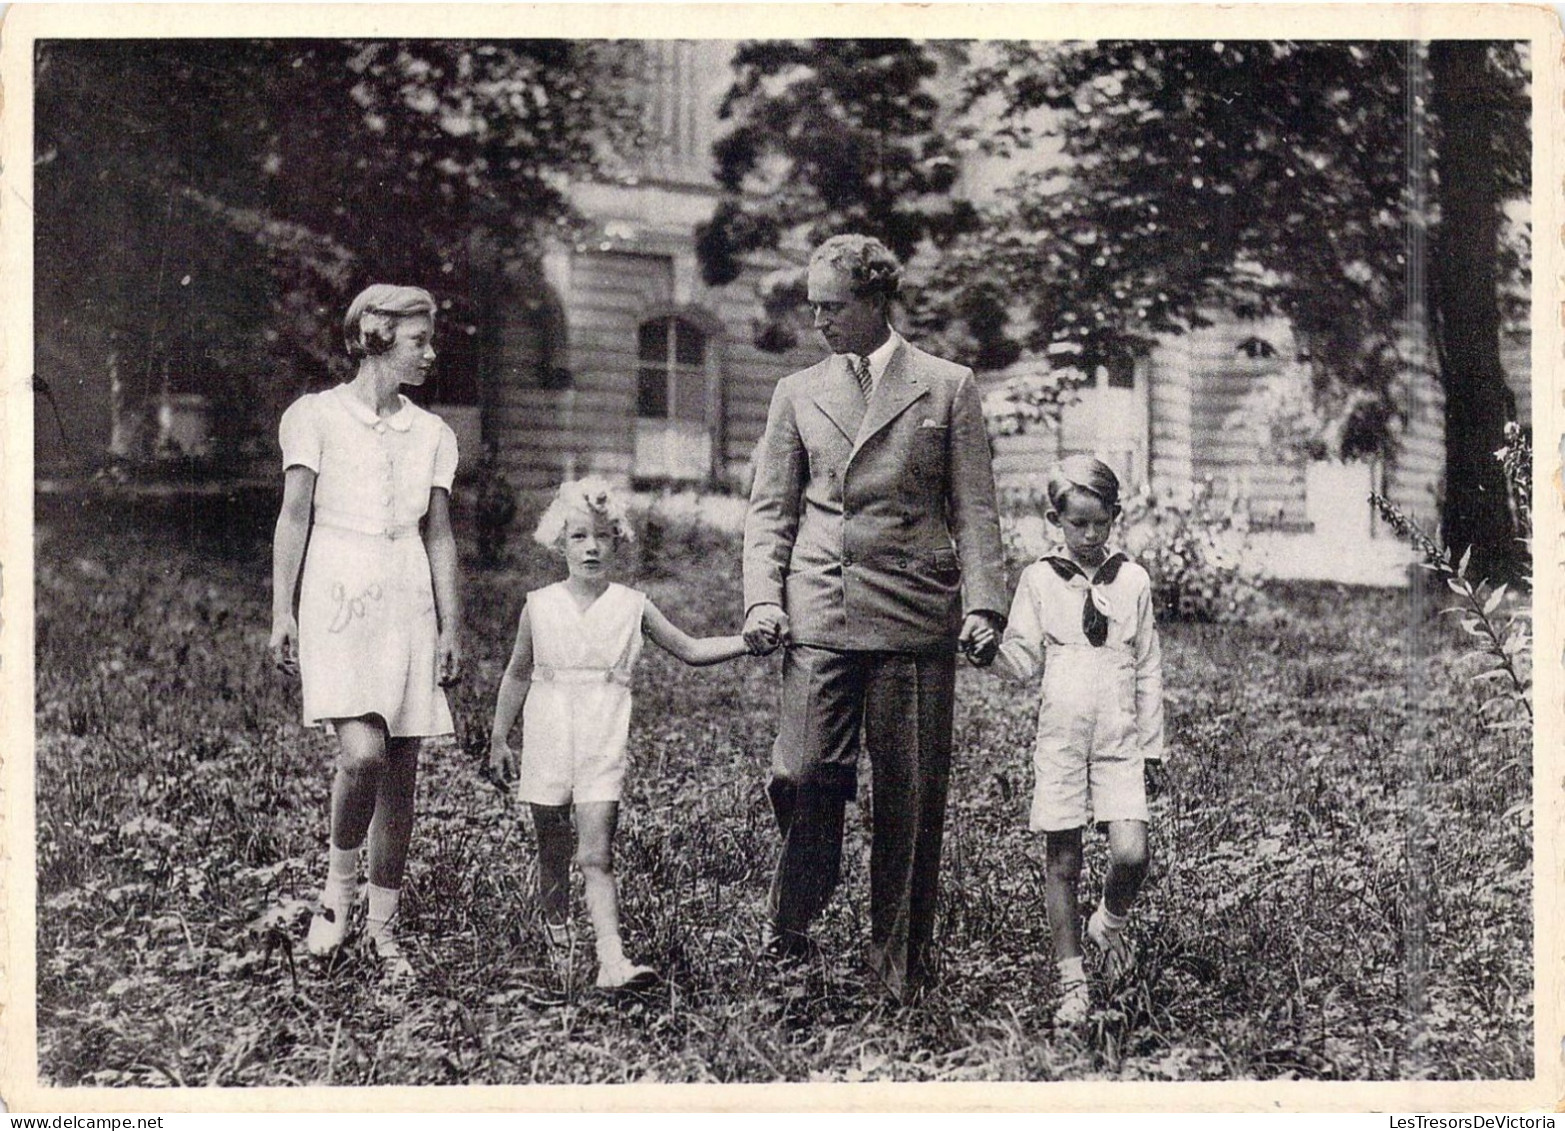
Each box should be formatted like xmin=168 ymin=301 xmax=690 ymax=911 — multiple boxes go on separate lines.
xmin=853 ymin=341 xmax=928 ymax=454
xmin=811 ymin=358 xmax=865 ymax=442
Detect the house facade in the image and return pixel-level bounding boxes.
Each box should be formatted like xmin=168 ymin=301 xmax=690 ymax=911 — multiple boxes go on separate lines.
xmin=38 ymin=39 xmax=1528 ymax=591
xmin=462 ymin=41 xmax=820 ymax=494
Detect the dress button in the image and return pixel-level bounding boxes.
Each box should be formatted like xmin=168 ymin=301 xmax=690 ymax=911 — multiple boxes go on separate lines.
xmin=843 ymin=552 xmax=855 ymax=566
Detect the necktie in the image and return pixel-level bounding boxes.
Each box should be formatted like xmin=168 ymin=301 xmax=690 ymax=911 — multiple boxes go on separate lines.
xmin=850 ymin=355 xmax=873 ymax=402
xmin=1043 ymin=554 xmax=1127 ymax=647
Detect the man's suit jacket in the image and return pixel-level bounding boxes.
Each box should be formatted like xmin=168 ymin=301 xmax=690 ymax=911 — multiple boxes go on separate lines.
xmin=744 ymin=337 xmax=1008 ymax=652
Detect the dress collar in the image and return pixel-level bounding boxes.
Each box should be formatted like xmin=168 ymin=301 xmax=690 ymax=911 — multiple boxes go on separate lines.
xmin=333 ymin=383 xmax=415 ymax=432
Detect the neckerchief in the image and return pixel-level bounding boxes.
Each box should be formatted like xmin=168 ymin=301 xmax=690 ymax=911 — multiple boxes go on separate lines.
xmin=1042 ymin=552 xmax=1127 ymax=647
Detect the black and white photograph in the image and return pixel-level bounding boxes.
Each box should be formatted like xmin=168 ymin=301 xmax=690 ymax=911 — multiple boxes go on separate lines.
xmin=4 ymin=2 xmax=1559 ymax=1111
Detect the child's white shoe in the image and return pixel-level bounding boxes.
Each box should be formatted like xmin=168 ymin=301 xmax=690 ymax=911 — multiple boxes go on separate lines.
xmin=595 ymin=955 xmax=658 ymax=990
xmin=371 ymin=932 xmax=415 ymax=984
xmin=1086 ymin=905 xmax=1131 ymax=980
xmin=1054 ymin=979 xmax=1091 ymax=1027
xmin=306 ymin=902 xmax=350 ymax=956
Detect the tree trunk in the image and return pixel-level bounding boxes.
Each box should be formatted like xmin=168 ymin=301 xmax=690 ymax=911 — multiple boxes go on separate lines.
xmin=1428 ymin=42 xmax=1519 ymax=581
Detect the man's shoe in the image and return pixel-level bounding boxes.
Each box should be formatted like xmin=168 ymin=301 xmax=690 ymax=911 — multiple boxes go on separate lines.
xmin=759 ymin=927 xmax=815 ymax=965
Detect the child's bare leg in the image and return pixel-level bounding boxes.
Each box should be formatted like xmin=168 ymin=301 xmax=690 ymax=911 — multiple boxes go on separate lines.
xmin=1087 ymin=819 xmax=1149 ymax=980
xmin=530 ymin=804 xmax=574 ymax=927
xmin=309 ymin=717 xmax=387 ymax=955
xmin=575 ymin=801 xmax=654 ymax=986
xmin=330 ymin=717 xmax=390 ymax=850
xmin=1102 ymin=819 xmax=1150 ymax=916
xmin=574 ymin=801 xmax=623 ymax=958
xmin=366 ymin=737 xmax=421 ymax=888
xmin=1045 ymin=828 xmax=1090 ymax=1023
xmin=360 ymin=734 xmax=420 ymax=963
xmin=1044 ymin=828 xmax=1085 ymax=960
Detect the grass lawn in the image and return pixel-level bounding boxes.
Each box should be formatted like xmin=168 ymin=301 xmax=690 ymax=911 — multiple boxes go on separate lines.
xmin=32 ymin=491 xmax=1532 ymax=1086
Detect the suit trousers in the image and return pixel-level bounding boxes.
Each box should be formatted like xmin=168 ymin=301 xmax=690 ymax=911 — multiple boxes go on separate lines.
xmin=768 ymin=643 xmax=957 ymax=997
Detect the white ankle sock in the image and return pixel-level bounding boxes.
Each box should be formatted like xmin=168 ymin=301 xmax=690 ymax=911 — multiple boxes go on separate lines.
xmin=324 ymin=845 xmax=360 ymax=911
xmin=595 ymin=934 xmax=626 ymax=966
xmin=1057 ymin=956 xmax=1086 ymax=986
xmin=365 ymin=883 xmax=400 ymax=941
xmin=1096 ymin=902 xmax=1128 ymax=931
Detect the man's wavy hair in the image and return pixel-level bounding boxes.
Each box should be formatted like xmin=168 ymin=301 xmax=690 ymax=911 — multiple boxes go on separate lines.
xmin=809 ymin=234 xmax=902 ymax=304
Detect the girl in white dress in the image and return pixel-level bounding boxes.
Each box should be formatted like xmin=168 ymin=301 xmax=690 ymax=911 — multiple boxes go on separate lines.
xmin=269 ymin=284 xmax=463 ymax=977
xmin=487 ymin=478 xmax=753 ymax=989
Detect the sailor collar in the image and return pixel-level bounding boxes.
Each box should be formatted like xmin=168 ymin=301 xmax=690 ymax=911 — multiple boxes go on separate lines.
xmin=1040 ymin=551 xmax=1130 ymax=647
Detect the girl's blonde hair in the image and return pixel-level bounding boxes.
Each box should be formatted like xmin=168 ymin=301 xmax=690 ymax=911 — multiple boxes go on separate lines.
xmin=533 ymin=476 xmax=636 ymax=549
xmin=1045 ymin=455 xmax=1122 ymax=513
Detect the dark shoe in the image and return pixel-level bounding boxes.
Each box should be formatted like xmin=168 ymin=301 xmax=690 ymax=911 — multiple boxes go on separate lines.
xmin=759 ymin=927 xmax=816 ymax=965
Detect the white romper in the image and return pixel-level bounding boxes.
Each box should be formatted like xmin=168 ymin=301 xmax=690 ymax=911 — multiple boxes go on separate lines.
xmin=517 ymin=582 xmax=647 ymax=806
xmin=279 ymin=385 xmax=458 ymax=737
xmin=998 ymin=552 xmax=1164 ymax=831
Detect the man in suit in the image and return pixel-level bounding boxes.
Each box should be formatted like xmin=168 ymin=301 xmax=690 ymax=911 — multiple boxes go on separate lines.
xmin=743 ymin=234 xmax=1008 ymax=999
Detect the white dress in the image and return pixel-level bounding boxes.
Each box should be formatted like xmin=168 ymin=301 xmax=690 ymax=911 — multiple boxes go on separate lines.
xmin=517 ymin=582 xmax=647 ymax=805
xmin=279 ymin=385 xmax=459 ymax=737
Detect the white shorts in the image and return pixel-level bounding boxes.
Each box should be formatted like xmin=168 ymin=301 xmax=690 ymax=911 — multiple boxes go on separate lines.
xmin=1030 ymin=742 xmax=1149 ymax=832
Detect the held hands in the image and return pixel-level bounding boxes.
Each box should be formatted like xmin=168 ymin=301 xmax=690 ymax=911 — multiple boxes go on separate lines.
xmin=743 ymin=604 xmax=791 ymax=656
xmin=269 ymin=616 xmax=300 ymax=677
xmin=958 ymin=611 xmax=1003 ymax=667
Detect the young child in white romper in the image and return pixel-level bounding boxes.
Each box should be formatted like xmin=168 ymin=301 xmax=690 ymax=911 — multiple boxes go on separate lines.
xmin=990 ymin=455 xmax=1166 ymax=1026
xmin=487 ymin=478 xmax=755 ymax=989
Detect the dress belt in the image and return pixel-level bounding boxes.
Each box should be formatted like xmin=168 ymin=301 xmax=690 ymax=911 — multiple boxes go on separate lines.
xmin=533 ymin=665 xmax=632 ymax=687
xmin=314 ymin=509 xmax=420 ymax=540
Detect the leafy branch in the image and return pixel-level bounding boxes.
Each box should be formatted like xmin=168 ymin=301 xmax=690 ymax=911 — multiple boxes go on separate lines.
xmin=1369 ymin=438 xmax=1531 ymax=730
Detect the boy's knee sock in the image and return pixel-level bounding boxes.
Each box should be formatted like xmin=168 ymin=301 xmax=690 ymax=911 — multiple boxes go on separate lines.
xmin=365 ymin=882 xmax=400 ymax=942
xmin=324 ymin=845 xmax=361 ymax=911
xmin=1057 ymin=955 xmax=1086 ymax=988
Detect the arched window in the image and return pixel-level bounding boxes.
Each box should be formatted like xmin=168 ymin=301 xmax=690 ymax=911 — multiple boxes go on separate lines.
xmin=637 ymin=316 xmax=708 ymax=421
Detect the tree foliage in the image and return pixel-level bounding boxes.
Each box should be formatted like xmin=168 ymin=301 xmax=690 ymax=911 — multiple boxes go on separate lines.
xmin=35 ymin=39 xmax=640 ymax=438
xmin=703 ymin=38 xmax=1531 ymax=569
xmin=951 ymin=42 xmax=1528 ymax=464
xmin=695 ymin=40 xmax=997 ymax=355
